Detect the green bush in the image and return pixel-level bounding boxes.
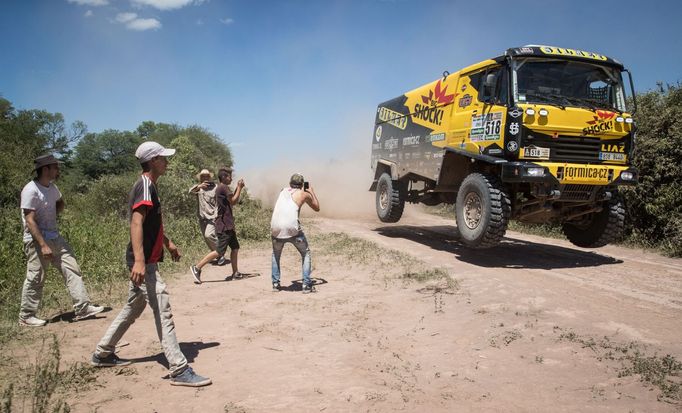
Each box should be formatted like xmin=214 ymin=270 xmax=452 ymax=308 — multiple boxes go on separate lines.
xmin=69 ymin=172 xmax=138 ymax=219
xmin=234 ymin=191 xmax=272 ymax=242
xmin=624 ymin=85 xmax=682 ymax=256
xmin=0 ymin=207 xmax=27 ymax=323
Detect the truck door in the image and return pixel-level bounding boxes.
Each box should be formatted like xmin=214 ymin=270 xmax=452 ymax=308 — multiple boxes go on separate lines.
xmin=450 ymin=65 xmax=509 ymax=157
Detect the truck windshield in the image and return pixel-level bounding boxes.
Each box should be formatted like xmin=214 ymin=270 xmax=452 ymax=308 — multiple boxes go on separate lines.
xmin=513 ymin=58 xmax=626 ymax=112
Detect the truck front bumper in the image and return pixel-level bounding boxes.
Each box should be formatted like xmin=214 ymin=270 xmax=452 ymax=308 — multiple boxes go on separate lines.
xmin=501 ymin=162 xmax=638 ymax=186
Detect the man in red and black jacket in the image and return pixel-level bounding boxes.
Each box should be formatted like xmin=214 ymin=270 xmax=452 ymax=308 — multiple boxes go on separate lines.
xmin=90 ymin=141 xmax=212 ymax=388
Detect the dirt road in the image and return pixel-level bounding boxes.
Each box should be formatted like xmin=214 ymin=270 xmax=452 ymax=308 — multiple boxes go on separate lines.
xmin=7 ymin=211 xmax=682 ymax=412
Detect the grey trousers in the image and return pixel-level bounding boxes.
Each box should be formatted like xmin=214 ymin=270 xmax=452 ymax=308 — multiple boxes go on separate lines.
xmin=20 ymin=236 xmax=91 ymax=319
xmin=199 ymin=218 xmax=217 ymax=251
xmin=95 ymin=264 xmax=188 ymax=376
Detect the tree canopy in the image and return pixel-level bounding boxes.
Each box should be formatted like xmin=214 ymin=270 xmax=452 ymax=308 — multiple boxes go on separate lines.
xmin=0 ymin=96 xmax=234 ymax=207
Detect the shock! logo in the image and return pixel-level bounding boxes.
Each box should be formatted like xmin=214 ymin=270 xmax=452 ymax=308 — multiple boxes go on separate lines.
xmin=583 ymin=110 xmax=616 ymax=135
xmin=412 ymin=80 xmax=456 ymax=126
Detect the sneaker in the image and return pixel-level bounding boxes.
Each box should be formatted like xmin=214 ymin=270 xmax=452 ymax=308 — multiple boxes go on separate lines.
xmin=232 ymin=271 xmax=243 ymax=280
xmin=18 ymin=316 xmax=47 ymax=327
xmin=272 ymin=282 xmax=281 ymax=292
xmin=302 ymin=284 xmax=315 ymax=294
xmin=191 ymin=265 xmax=202 ymax=284
xmin=91 ymin=353 xmax=132 ymax=367
xmin=216 ymin=257 xmax=227 ymax=266
xmin=75 ymin=305 xmax=105 ymax=321
xmin=170 ymin=366 xmax=212 ymax=387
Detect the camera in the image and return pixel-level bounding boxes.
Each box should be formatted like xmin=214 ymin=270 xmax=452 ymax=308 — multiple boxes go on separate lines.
xmin=303 ymin=181 xmax=309 ymax=191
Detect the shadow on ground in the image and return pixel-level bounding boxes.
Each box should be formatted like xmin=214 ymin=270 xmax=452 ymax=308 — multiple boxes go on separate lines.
xmin=374 ymin=225 xmax=623 ymax=270
xmin=130 ymin=341 xmax=221 ymax=369
xmin=48 ymin=306 xmax=113 ymax=324
xmin=202 ymin=272 xmax=262 ymax=283
xmin=279 ymin=278 xmax=328 ymax=292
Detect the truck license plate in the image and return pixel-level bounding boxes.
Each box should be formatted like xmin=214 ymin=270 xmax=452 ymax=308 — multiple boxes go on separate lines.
xmin=599 ymin=152 xmax=626 ymax=161
xmin=523 ymin=146 xmax=550 ymax=159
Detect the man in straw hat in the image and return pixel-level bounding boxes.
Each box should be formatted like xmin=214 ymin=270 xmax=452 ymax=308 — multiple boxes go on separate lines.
xmin=189 ymin=168 xmax=226 ymax=265
xmin=91 ymin=141 xmax=211 ymax=387
xmin=18 ymin=154 xmax=105 ymax=327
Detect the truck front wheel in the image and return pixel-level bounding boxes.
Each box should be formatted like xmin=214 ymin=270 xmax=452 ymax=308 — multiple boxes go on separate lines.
xmin=376 ymin=173 xmax=405 ymax=223
xmin=455 ymin=173 xmax=510 ymax=248
xmin=562 ymin=195 xmax=625 ymax=248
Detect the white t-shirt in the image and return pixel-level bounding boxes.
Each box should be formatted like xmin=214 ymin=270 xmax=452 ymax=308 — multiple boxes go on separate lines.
xmin=20 ymin=180 xmax=62 ymax=242
xmin=270 ymin=188 xmax=301 ymax=239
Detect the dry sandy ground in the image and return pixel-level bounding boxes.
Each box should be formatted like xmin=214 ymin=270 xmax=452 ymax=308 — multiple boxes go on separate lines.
xmin=5 ymin=210 xmax=682 ymax=412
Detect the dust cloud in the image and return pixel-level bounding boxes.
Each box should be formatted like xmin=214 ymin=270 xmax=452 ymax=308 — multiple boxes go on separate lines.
xmin=241 ymin=144 xmax=376 ymax=220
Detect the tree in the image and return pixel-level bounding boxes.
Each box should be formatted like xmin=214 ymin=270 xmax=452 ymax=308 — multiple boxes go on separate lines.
xmin=72 ymin=130 xmax=143 ymax=179
xmin=0 ymin=97 xmax=87 ymax=206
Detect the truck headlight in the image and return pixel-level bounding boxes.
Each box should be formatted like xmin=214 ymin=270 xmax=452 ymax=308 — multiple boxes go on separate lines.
xmin=620 ymin=171 xmax=634 ymax=181
xmin=526 ymin=167 xmax=545 ymax=177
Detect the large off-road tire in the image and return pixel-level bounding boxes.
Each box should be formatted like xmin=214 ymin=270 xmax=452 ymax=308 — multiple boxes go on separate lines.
xmin=562 ymin=195 xmax=625 ymax=248
xmin=376 ymin=173 xmax=405 ymax=223
xmin=455 ymin=173 xmax=510 ymax=248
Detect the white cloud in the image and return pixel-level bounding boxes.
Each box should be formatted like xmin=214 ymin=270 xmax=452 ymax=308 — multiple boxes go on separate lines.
xmin=84 ymin=10 xmax=94 ymax=17
xmin=130 ymin=0 xmax=205 ymax=11
xmin=116 ymin=12 xmax=138 ymax=23
xmin=67 ymin=0 xmax=109 ymax=6
xmin=219 ymin=17 xmax=233 ymax=25
xmin=114 ymin=12 xmax=161 ymax=31
xmin=126 ymin=18 xmax=162 ymax=31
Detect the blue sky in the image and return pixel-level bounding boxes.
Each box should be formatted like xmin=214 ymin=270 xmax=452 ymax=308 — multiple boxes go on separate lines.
xmin=1 ymin=0 xmax=681 ymax=171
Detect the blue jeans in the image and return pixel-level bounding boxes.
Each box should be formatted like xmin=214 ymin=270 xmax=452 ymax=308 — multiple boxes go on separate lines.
xmin=271 ymin=233 xmax=311 ymax=286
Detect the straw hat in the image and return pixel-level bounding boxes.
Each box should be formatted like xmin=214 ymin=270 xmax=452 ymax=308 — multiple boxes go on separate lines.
xmin=196 ymin=169 xmax=214 ymax=181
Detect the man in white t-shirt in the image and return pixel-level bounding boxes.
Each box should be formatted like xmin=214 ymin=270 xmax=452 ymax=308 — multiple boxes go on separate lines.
xmin=270 ymin=173 xmax=320 ymax=293
xmin=19 ymin=154 xmax=104 ymax=327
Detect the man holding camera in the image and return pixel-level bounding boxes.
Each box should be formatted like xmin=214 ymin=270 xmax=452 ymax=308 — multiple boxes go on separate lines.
xmin=270 ymin=173 xmax=320 ymax=293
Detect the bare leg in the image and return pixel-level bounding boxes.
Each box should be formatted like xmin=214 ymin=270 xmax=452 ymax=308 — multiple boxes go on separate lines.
xmin=196 ymin=251 xmax=220 ymax=270
xmin=230 ymin=248 xmax=239 ymax=274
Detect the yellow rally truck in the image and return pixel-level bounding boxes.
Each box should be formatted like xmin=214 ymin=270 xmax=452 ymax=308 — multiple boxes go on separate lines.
xmin=370 ymin=45 xmax=638 ymax=248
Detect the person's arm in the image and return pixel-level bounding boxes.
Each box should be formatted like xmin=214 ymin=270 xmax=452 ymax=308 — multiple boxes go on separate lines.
xmin=24 ymin=209 xmax=52 ymax=259
xmin=189 ymin=182 xmax=208 ymax=194
xmin=164 ymin=235 xmax=181 ymax=262
xmin=56 ymin=198 xmax=65 ymax=214
xmin=305 ymin=185 xmax=320 ymax=212
xmin=130 ymin=208 xmax=147 ymax=286
xmin=229 ymin=179 xmax=245 ymax=205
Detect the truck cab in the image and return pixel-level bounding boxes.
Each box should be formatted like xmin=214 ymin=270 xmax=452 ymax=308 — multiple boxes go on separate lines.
xmin=370 ymin=45 xmax=638 ymax=248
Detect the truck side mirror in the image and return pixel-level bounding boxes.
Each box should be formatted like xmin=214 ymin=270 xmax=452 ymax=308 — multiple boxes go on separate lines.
xmin=482 ymin=73 xmax=497 ymax=103
xmin=485 ymin=73 xmax=496 ymax=89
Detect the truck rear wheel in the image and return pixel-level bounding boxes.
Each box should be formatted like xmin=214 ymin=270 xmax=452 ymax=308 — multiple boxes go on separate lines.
xmin=562 ymin=195 xmax=625 ymax=248
xmin=376 ymin=173 xmax=405 ymax=223
xmin=455 ymin=173 xmax=510 ymax=248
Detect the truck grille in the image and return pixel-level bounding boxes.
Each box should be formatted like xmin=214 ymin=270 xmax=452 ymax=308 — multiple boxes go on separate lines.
xmin=526 ymin=135 xmax=601 ymax=163
xmin=560 ymin=184 xmax=597 ymax=201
